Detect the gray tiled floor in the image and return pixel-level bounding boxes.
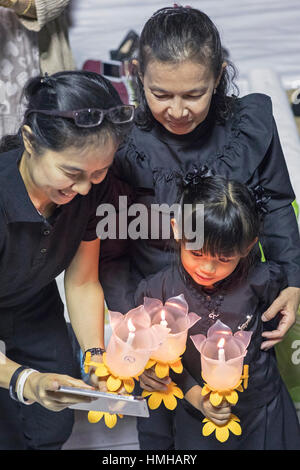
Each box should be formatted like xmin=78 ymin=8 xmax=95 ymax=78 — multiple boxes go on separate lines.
xmin=62 ymin=412 xmax=139 ymax=450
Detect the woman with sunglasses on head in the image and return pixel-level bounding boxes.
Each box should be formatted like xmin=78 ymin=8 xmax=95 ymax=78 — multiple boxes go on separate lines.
xmin=99 ymin=6 xmax=300 ymax=449
xmin=0 ymin=70 xmax=134 ymax=449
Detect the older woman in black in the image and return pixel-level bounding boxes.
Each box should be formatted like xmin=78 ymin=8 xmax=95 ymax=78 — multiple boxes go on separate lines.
xmin=101 ymin=5 xmax=300 ymax=351
xmin=98 ymin=6 xmax=300 ymax=449
xmin=0 ymin=71 xmax=133 ymax=449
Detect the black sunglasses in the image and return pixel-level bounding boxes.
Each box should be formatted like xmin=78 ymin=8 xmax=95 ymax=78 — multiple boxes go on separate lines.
xmin=24 ymin=105 xmax=135 ymax=128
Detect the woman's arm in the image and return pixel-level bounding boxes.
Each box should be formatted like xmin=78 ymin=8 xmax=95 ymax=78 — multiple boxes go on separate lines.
xmin=0 ymin=336 xmax=95 ymax=411
xmin=64 ymin=238 xmax=105 ymax=353
xmin=256 ymin=118 xmax=300 ymax=342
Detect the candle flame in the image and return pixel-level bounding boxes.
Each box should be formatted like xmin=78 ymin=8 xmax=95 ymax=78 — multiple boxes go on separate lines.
xmin=217 ymin=337 xmax=225 ymax=348
xmin=161 ymin=309 xmax=166 ymax=321
xmin=127 ymin=318 xmax=136 ymax=333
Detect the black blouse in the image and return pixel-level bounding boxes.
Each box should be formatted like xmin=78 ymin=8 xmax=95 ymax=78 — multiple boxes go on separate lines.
xmin=0 ymin=147 xmax=109 ymax=308
xmin=100 ymin=93 xmax=300 ymax=312
xmin=134 ymin=260 xmax=286 ymax=408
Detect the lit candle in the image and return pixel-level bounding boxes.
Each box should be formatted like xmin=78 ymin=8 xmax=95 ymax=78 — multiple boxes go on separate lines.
xmin=217 ymin=337 xmax=226 ymax=362
xmin=126 ymin=318 xmax=136 ymax=346
xmin=160 ymin=309 xmax=168 ymax=328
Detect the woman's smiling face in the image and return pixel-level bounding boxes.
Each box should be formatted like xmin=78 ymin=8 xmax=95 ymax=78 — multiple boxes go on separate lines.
xmin=22 ymin=134 xmax=117 ymax=206
xmin=142 ymin=59 xmax=220 ymax=135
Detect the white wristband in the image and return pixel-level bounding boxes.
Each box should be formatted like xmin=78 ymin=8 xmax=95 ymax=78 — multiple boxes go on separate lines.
xmin=16 ymin=368 xmax=38 ymax=405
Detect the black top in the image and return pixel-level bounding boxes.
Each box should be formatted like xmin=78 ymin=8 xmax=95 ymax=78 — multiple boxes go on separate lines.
xmin=100 ymin=93 xmax=300 ymax=312
xmin=134 ymin=260 xmax=286 ymax=408
xmin=0 ymin=147 xmax=109 ymax=308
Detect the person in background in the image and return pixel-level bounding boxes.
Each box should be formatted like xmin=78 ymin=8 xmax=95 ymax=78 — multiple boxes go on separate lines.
xmin=0 ymin=0 xmax=75 ymax=135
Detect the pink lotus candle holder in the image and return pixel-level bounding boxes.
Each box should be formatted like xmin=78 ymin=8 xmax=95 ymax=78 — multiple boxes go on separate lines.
xmin=141 ymin=294 xmax=200 ymax=410
xmin=84 ymin=305 xmax=169 ymax=427
xmin=191 ymin=320 xmax=252 ymax=442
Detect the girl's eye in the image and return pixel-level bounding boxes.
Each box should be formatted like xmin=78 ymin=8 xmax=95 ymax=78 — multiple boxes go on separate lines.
xmin=219 ymin=258 xmax=231 ymax=263
xmin=191 ymin=251 xmax=203 ymax=257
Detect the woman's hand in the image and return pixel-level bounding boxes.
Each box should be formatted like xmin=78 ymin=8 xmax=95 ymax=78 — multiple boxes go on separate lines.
xmin=23 ymin=371 xmax=96 ymax=412
xmin=139 ymin=366 xmax=171 ymax=392
xmin=88 ymin=354 xmax=109 ymax=393
xmin=261 ymin=287 xmax=300 ymax=350
xmin=185 ymin=385 xmax=231 ymax=426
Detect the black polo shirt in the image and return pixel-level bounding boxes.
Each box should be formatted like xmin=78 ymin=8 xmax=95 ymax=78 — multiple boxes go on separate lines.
xmin=0 ymin=147 xmax=110 ymax=308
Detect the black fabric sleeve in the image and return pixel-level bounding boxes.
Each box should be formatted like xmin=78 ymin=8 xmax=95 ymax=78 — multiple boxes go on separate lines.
xmin=98 ymin=164 xmax=136 ymax=314
xmin=257 ymin=118 xmax=300 ymax=287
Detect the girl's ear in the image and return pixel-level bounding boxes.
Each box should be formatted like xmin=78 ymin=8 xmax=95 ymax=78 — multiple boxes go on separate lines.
xmin=171 ymin=218 xmax=180 ymax=242
xmin=21 ymin=125 xmax=35 ymax=156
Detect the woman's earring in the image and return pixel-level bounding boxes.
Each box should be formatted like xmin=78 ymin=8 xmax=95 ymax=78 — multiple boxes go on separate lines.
xmin=213 ymin=88 xmax=217 ymax=94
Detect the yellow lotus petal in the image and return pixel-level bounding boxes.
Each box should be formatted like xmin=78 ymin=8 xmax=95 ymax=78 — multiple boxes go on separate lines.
xmin=210 ymin=391 xmax=223 ymax=407
xmin=225 ymin=390 xmax=239 ymax=405
xmin=123 ymin=378 xmax=135 ymax=393
xmin=230 ymin=414 xmax=240 ymax=422
xmin=170 ymin=360 xmax=183 ymax=374
xmin=142 ymin=390 xmax=152 ymax=398
xmin=215 ymin=425 xmax=230 ymax=443
xmin=171 ymin=385 xmax=184 ymax=399
xmin=202 ymin=420 xmax=216 ymax=436
xmin=148 ymin=392 xmax=163 ymax=410
xmin=118 ymin=414 xmax=124 ymax=419
xmin=107 ymin=375 xmax=122 ymax=391
xmin=104 ymin=413 xmax=118 ymax=428
xmin=162 ymin=392 xmax=178 ymax=410
xmin=145 ymin=359 xmax=156 ymax=369
xmin=94 ymin=363 xmax=109 ymax=377
xmin=155 ymin=362 xmax=169 ymax=378
xmin=227 ymin=419 xmax=242 ymax=436
xmin=236 ymin=384 xmax=244 ymax=392
xmin=88 ymin=411 xmax=103 ymax=423
xmin=201 ymin=384 xmax=211 ymax=396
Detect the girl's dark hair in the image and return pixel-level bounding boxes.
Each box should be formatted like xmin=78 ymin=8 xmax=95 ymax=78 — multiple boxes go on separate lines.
xmin=134 ymin=6 xmax=238 ymax=130
xmin=177 ymin=175 xmax=262 ymax=291
xmin=0 ymin=70 xmax=131 ymax=154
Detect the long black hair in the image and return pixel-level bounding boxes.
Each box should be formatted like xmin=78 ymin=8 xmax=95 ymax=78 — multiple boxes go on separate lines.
xmin=0 ymin=70 xmax=132 ymax=154
xmin=176 ymin=174 xmax=263 ymax=291
xmin=134 ymin=6 xmax=239 ymax=130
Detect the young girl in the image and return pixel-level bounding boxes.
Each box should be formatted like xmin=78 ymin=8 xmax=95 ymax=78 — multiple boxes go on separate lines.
xmin=100 ymin=5 xmax=300 ymax=348
xmin=134 ymin=173 xmax=300 ymax=450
